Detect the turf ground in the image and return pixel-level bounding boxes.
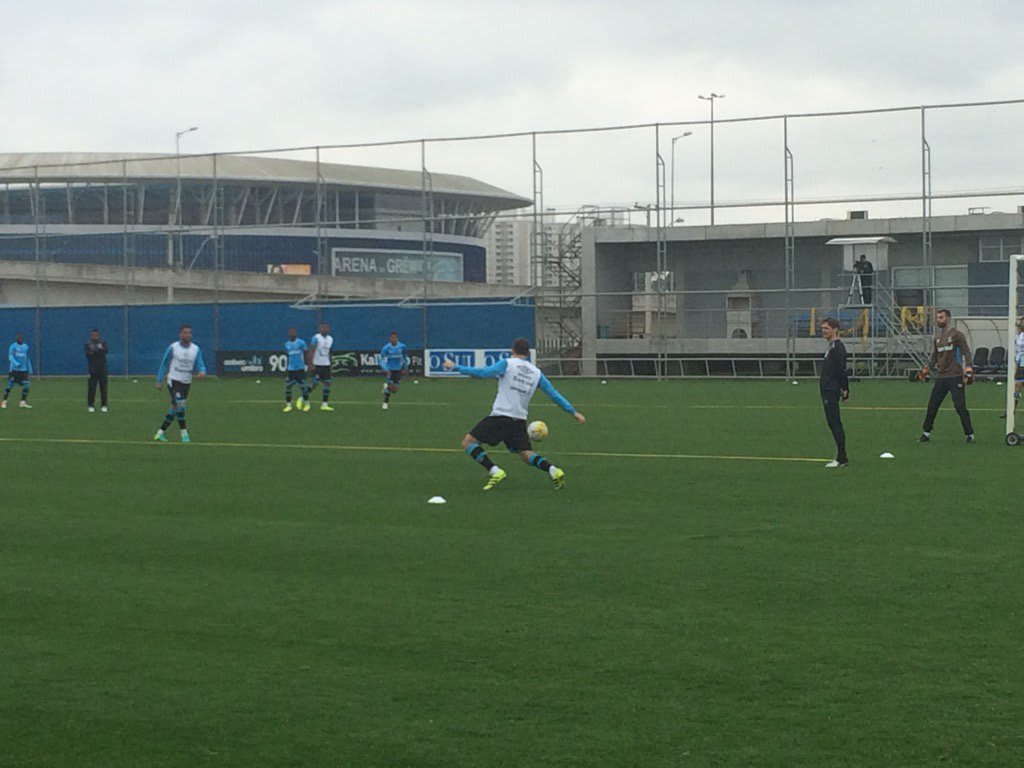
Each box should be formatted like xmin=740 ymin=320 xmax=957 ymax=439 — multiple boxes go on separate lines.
xmin=1 ymin=376 xmax=1022 ymax=767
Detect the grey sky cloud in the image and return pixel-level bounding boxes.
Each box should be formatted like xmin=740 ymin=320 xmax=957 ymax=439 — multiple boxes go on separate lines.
xmin=1 ymin=1 xmax=1021 ymax=220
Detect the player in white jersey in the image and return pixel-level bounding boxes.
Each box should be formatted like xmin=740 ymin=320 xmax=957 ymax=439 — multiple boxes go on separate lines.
xmin=443 ymin=337 xmax=586 ymax=491
xmin=153 ymin=324 xmax=206 ymax=443
xmin=306 ymin=323 xmax=335 ymax=411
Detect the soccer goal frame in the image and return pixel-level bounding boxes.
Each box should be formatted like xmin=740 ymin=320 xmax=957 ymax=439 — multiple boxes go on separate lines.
xmin=1005 ymin=254 xmax=1024 ymax=446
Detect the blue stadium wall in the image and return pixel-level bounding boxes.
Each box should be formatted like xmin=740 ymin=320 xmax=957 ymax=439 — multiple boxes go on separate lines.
xmin=0 ymin=299 xmax=534 ymax=375
xmin=0 ymin=233 xmax=487 ymax=282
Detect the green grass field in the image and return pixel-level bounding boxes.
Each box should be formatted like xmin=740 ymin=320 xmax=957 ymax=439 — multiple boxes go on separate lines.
xmin=2 ymin=376 xmax=1022 ymax=767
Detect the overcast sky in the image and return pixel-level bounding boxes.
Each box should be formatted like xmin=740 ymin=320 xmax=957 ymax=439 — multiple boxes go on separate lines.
xmin=2 ymin=0 xmax=1022 ymax=222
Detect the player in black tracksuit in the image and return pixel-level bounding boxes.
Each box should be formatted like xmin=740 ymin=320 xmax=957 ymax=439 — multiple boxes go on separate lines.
xmin=819 ymin=317 xmax=850 ymax=467
xmin=85 ymin=329 xmax=109 ymax=412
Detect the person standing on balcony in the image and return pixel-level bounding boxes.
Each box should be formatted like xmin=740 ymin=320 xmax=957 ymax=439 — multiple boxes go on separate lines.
xmin=854 ymin=254 xmax=874 ymax=304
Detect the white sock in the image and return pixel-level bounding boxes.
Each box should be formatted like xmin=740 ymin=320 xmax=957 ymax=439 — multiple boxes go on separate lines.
xmin=157 ymin=428 xmax=165 ymax=435
xmin=549 ymin=465 xmax=559 ymax=478
xmin=922 ymin=431 xmax=930 ymax=437
xmin=489 ymin=465 xmax=502 ymax=476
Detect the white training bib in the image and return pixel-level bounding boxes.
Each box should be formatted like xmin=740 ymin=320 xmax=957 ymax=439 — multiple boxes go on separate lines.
xmin=489 ymin=357 xmax=541 ymax=420
xmin=168 ymin=342 xmax=201 ymax=384
xmin=312 ymin=334 xmax=334 ymax=366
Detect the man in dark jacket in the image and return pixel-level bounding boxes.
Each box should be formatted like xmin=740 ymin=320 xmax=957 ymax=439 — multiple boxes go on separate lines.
xmin=820 ymin=317 xmax=850 ymax=467
xmin=85 ymin=329 xmax=109 ymax=412
xmin=918 ymin=309 xmax=974 ymax=443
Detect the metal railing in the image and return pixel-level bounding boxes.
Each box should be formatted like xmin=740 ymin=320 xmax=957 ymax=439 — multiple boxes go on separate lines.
xmin=535 ymin=355 xmax=884 ymax=379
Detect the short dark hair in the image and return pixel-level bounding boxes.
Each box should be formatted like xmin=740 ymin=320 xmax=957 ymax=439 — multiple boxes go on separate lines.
xmin=389 ymin=330 xmax=398 ymax=336
xmin=90 ymin=328 xmax=99 ymax=333
xmin=512 ymin=338 xmax=530 ymax=355
xmin=180 ymin=323 xmax=191 ymax=330
xmin=822 ymin=317 xmax=840 ymax=330
xmin=937 ymin=309 xmax=951 ymax=317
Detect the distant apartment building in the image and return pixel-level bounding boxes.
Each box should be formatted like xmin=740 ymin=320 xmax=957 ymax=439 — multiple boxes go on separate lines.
xmin=484 ymin=208 xmax=627 ymax=287
xmin=483 ymin=217 xmax=533 ymax=285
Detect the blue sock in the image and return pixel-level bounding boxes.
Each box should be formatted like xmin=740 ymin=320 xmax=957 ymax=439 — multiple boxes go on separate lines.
xmin=529 ymin=453 xmax=552 ymax=472
xmin=466 ymin=441 xmax=495 ymax=471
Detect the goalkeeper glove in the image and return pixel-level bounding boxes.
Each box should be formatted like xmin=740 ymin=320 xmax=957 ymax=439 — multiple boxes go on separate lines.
xmin=918 ymin=366 xmax=929 ymax=382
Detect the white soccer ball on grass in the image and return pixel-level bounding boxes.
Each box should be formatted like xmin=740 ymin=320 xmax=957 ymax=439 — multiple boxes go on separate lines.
xmin=528 ymin=420 xmax=549 ymax=441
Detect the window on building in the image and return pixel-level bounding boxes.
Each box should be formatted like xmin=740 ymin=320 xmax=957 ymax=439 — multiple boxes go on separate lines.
xmin=979 ymin=234 xmax=1024 ymax=262
xmin=630 ymin=271 xmax=675 ymax=293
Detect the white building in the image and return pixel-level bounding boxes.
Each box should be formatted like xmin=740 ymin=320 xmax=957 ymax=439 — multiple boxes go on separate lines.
xmin=483 ymin=217 xmax=533 ymax=286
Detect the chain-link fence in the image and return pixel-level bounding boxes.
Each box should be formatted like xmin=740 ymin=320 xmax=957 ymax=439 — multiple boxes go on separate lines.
xmin=1 ymin=98 xmax=1022 ymax=377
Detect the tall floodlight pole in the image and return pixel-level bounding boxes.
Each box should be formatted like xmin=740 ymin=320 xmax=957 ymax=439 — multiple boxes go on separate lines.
xmin=670 ymin=131 xmax=693 ymax=221
xmin=697 ymin=93 xmax=724 ymax=225
xmin=175 ymin=126 xmax=198 ymax=268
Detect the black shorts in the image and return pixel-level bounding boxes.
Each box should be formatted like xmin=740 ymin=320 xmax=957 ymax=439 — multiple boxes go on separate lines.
xmin=8 ymin=371 xmax=28 ymax=385
xmin=169 ymin=379 xmax=191 ymax=405
xmin=386 ymin=370 xmax=403 ymax=385
xmin=470 ymin=415 xmax=532 ymax=453
xmin=314 ymin=365 xmax=332 ymax=381
xmin=286 ymin=369 xmax=306 ymax=382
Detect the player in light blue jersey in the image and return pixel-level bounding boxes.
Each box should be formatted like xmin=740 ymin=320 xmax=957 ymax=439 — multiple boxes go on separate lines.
xmin=443 ymin=337 xmax=586 ymax=491
xmin=379 ymin=331 xmax=408 ymax=410
xmin=154 ymin=324 xmax=206 ymax=442
xmin=283 ymin=328 xmax=311 ymax=412
xmin=2 ymin=332 xmax=33 ymax=409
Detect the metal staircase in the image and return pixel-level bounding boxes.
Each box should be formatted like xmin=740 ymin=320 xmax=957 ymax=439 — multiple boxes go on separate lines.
xmin=536 ymin=205 xmax=601 ymax=356
xmin=841 ymin=282 xmax=930 ymax=376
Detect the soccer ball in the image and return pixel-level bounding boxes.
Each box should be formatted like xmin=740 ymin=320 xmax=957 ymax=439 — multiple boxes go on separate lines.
xmin=527 ymin=420 xmax=548 ymax=441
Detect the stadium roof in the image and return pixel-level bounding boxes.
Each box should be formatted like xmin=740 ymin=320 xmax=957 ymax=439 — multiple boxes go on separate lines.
xmin=0 ymin=152 xmax=532 ymax=210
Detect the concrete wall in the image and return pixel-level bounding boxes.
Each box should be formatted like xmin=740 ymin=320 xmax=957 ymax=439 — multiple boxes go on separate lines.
xmin=581 ymin=212 xmax=1024 ymax=370
xmin=0 ymin=260 xmax=527 ymax=307
xmin=0 ymin=226 xmax=490 ymax=282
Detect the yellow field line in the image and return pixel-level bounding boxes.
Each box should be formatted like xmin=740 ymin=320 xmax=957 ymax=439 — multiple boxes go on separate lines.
xmin=688 ymin=404 xmax=1006 ymax=412
xmin=24 ymin=399 xmax=1003 ymax=412
xmin=0 ymin=436 xmax=827 ymax=464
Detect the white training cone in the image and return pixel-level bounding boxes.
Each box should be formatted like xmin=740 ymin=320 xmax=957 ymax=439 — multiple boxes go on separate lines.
xmin=879 ymin=452 xmax=895 ymax=459
xmin=427 ymin=496 xmax=447 ymax=504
